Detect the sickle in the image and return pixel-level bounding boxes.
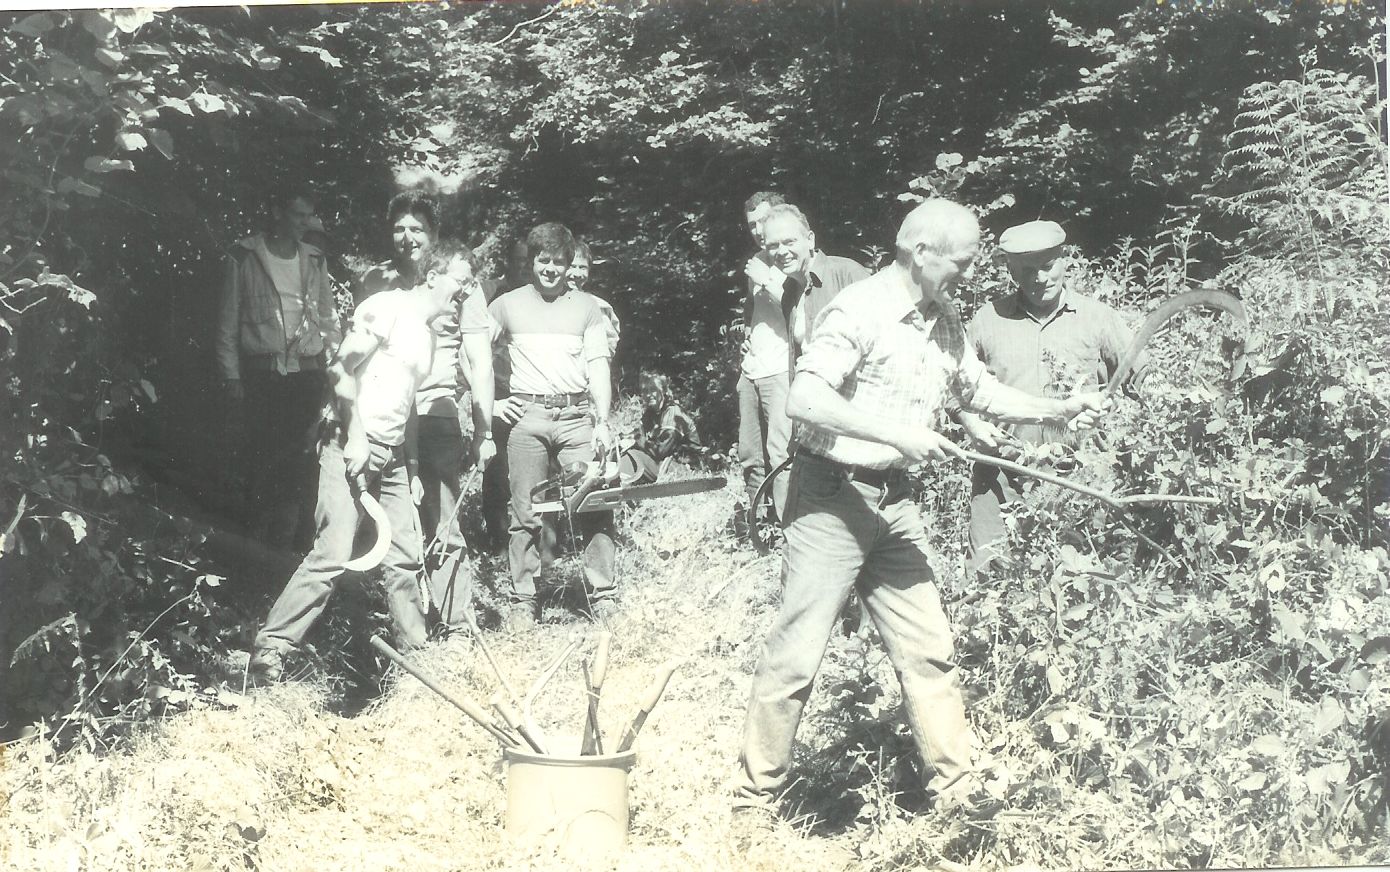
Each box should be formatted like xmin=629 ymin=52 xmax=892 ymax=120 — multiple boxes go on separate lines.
xmin=344 ymin=489 xmax=392 ymax=571
xmin=1106 ymin=289 xmax=1249 ymax=400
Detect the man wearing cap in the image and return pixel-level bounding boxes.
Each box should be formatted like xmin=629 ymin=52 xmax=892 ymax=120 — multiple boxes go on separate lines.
xmin=216 ymin=187 xmax=342 ymax=551
xmin=759 ymin=203 xmax=870 ymax=372
xmin=732 ymin=200 xmax=1108 ymax=841
xmin=958 ymin=219 xmax=1143 ymax=575
xmin=737 ymin=191 xmax=793 ymax=523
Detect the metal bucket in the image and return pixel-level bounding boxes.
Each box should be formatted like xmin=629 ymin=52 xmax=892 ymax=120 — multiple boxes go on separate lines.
xmin=503 ymin=741 xmax=637 ymax=858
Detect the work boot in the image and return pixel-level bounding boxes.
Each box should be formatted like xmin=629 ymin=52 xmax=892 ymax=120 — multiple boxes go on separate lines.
xmin=583 ymin=594 xmax=619 ymax=622
xmin=729 ymin=804 xmax=779 ymax=852
xmin=930 ymin=770 xmax=1006 ymax=819
xmin=247 ymin=648 xmax=285 ymax=686
xmin=505 ymin=601 xmax=538 ymax=633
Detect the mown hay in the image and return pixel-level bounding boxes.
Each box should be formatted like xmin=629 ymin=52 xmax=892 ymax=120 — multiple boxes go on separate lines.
xmin=3 ymin=465 xmax=1388 ymax=870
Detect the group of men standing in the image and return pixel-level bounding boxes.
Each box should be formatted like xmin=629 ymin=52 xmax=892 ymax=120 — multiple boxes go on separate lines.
xmin=218 ymin=190 xmax=619 ymax=681
xmin=217 ymin=183 xmax=1144 ymax=830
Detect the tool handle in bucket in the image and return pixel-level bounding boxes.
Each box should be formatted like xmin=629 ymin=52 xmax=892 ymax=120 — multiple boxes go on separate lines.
xmin=492 ymin=694 xmax=548 ymax=755
xmin=581 ymin=632 xmax=613 ymax=755
xmin=616 ymin=660 xmax=678 ymax=753
xmin=591 ymin=631 xmax=611 ymax=687
xmin=370 ymin=635 xmax=517 ymax=748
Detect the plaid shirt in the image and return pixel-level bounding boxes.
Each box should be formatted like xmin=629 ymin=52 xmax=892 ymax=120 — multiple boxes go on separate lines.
xmin=793 ymin=266 xmax=1007 ymax=469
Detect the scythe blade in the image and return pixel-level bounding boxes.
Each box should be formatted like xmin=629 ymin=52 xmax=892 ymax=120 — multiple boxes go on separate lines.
xmin=1106 ymin=289 xmax=1250 ymax=400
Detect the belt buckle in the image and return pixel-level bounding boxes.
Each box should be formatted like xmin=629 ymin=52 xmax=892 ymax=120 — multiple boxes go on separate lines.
xmin=545 ymin=394 xmax=564 ymax=408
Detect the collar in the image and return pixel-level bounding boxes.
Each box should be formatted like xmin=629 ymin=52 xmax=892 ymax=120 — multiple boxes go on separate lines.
xmin=783 ymin=250 xmax=828 ymax=296
xmin=887 ymin=264 xmax=957 ymax=324
xmin=530 ymin=282 xmax=572 ymax=302
xmin=373 ymin=262 xmax=419 ymax=292
xmin=241 ymin=233 xmax=320 ymax=259
xmin=804 ymin=250 xmax=829 ymax=289
xmin=1008 ymin=287 xmax=1076 ymax=325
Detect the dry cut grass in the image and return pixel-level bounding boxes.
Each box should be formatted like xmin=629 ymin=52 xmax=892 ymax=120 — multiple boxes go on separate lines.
xmin=2 ymin=468 xmax=1388 ymax=871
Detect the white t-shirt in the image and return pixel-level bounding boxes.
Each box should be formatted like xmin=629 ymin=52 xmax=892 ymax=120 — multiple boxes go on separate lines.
xmin=741 ymin=253 xmax=789 ymax=380
xmin=258 ymin=243 xmax=305 ymax=340
xmin=488 ymin=285 xmax=610 ymax=396
xmin=352 ymin=290 xmax=435 ymax=446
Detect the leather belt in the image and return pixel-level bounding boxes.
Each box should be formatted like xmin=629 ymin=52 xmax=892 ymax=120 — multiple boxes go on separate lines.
xmin=802 ymin=451 xmax=906 ymax=490
xmin=513 ymin=391 xmax=588 ymax=408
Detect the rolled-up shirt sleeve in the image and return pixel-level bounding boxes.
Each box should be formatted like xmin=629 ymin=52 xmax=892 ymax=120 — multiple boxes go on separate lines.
xmin=954 ymin=343 xmax=1008 ymax=415
xmin=795 ymin=302 xmax=868 ymax=391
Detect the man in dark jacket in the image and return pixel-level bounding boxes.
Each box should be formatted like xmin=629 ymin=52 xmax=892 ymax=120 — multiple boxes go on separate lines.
xmin=215 ymin=188 xmax=342 ymax=549
xmin=760 ymin=203 xmax=870 ymax=374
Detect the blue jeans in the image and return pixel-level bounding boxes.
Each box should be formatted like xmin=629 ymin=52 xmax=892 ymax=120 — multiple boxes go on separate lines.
xmin=736 ymin=373 xmax=791 ymax=519
xmin=417 ymin=414 xmax=476 ymax=628
xmin=255 ymin=439 xmax=428 ymax=655
xmin=735 ymin=453 xmax=978 ymax=807
xmin=506 ymin=403 xmax=616 ymax=604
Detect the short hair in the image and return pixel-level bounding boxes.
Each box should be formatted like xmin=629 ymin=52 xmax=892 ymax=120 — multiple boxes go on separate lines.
xmin=744 ymin=191 xmax=786 ymax=214
xmin=525 ymin=222 xmax=576 ymax=264
xmin=269 ymin=186 xmax=314 ymax=213
xmin=572 ymin=238 xmax=592 ymax=264
xmin=427 ymin=239 xmax=479 ymax=276
xmin=640 ymin=371 xmax=671 ymax=400
xmin=895 ymin=199 xmax=980 ymax=258
xmin=762 ymin=203 xmax=812 ymax=235
xmin=387 ymin=190 xmax=440 ymax=234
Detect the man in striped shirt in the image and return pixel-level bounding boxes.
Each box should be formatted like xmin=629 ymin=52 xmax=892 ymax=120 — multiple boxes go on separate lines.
xmin=490 ymin=222 xmax=616 ymax=627
xmin=732 ymin=200 xmax=1108 ymax=836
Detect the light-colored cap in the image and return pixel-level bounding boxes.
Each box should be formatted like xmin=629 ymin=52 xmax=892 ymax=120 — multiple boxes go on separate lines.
xmin=998 ymin=220 xmax=1065 ymax=254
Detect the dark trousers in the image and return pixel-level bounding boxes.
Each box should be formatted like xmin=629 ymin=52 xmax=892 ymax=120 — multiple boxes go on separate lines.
xmin=481 ymin=420 xmax=512 ymax=553
xmin=241 ymin=368 xmax=326 ymax=551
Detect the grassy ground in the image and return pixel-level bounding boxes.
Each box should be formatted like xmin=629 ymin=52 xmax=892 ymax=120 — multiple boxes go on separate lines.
xmin=2 ymin=464 xmax=1387 ymax=870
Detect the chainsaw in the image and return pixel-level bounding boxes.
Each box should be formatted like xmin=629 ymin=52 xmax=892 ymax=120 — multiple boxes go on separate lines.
xmin=530 ymin=448 xmax=725 ymax=516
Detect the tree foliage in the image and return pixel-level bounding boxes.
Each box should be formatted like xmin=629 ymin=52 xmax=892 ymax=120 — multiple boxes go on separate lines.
xmin=0 ymin=0 xmax=1385 ymax=784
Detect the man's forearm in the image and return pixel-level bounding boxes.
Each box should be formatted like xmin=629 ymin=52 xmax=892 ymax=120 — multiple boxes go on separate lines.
xmin=472 ymin=378 xmax=495 ymax=438
xmin=461 ymin=332 xmax=494 ymax=437
xmin=968 ymin=381 xmax=1071 ymax=425
xmin=587 ymin=358 xmax=613 ymax=422
xmin=330 ymin=364 xmax=365 ymax=446
xmin=787 ymin=373 xmax=906 ymax=448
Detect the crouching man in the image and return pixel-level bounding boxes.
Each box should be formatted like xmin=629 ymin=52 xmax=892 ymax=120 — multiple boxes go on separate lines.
xmin=731 ymin=199 xmax=1108 ymax=842
xmin=248 ymin=260 xmax=465 ymax=682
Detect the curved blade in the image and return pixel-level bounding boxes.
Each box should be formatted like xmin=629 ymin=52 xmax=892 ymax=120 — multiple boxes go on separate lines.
xmin=1107 ymin=289 xmax=1249 ymax=399
xmin=344 ymin=491 xmax=392 ymax=571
